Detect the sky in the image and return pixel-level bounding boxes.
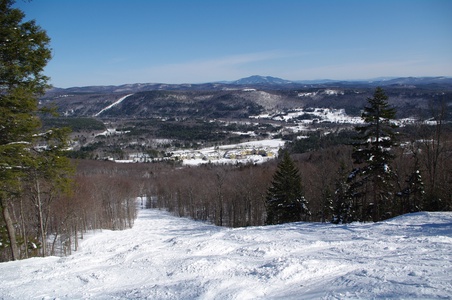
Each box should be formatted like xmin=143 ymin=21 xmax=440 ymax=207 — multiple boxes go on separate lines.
xmin=14 ymin=0 xmax=452 ymax=88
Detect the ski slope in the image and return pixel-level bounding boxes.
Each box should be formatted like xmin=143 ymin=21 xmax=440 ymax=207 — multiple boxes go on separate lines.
xmin=1 ymin=209 xmax=451 ymax=299
xmin=94 ymin=94 xmax=133 ymax=117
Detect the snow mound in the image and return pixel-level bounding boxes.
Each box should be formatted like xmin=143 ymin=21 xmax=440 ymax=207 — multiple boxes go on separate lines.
xmin=384 ymin=211 xmax=452 ymax=226
xmin=1 ymin=210 xmax=451 ymax=299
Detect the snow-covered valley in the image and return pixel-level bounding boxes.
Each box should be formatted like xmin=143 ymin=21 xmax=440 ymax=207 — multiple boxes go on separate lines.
xmin=1 ymin=208 xmax=451 ymax=299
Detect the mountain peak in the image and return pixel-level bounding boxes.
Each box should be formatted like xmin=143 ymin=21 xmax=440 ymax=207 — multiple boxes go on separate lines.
xmin=232 ymin=75 xmax=293 ymax=85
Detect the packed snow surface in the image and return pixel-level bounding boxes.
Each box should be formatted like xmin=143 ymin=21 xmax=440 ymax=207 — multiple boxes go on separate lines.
xmin=1 ymin=209 xmax=451 ymax=299
xmin=94 ymin=94 xmax=133 ymax=117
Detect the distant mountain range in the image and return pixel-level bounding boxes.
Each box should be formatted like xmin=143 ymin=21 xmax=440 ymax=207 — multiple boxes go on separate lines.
xmin=230 ymin=75 xmax=294 ymax=85
xmin=41 ymin=75 xmax=452 ymax=122
xmin=47 ymin=76 xmax=452 ymax=95
xmin=234 ymin=75 xmax=452 ymax=86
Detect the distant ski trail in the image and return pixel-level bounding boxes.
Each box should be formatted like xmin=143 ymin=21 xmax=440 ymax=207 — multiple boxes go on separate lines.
xmin=94 ymin=94 xmax=133 ymax=117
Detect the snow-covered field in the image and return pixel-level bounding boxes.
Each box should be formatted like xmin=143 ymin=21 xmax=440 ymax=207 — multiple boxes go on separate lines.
xmin=180 ymin=139 xmax=285 ymax=166
xmin=250 ymin=108 xmax=363 ymax=125
xmin=118 ymin=139 xmax=286 ymax=165
xmin=1 ymin=209 xmax=451 ymax=299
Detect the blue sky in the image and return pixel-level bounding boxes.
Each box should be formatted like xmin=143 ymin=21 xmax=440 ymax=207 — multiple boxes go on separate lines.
xmin=15 ymin=0 xmax=452 ymax=88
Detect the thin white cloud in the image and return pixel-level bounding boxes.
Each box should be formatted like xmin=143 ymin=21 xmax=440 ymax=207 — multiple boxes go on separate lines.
xmin=51 ymin=51 xmax=300 ymax=87
xmin=139 ymin=51 xmax=302 ymax=83
xmin=50 ymin=52 xmax=452 ymax=87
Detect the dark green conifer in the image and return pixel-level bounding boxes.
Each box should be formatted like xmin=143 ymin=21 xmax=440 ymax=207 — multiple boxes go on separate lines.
xmin=1 ymin=0 xmax=73 ymax=260
xmin=349 ymin=87 xmax=398 ymax=222
xmin=265 ymin=151 xmax=310 ymax=225
xmin=332 ymin=163 xmax=355 ymax=224
xmin=396 ymin=153 xmax=425 ymax=214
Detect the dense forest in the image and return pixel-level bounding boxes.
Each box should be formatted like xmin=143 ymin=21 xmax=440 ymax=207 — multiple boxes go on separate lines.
xmin=148 ymin=122 xmax=451 ymax=226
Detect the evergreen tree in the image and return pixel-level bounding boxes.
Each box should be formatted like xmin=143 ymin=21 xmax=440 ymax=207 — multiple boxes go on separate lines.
xmin=265 ymin=151 xmax=310 ymax=225
xmin=332 ymin=163 xmax=355 ymax=224
xmin=1 ymin=0 xmax=72 ymax=260
xmin=348 ymin=87 xmax=398 ymax=222
xmin=396 ymin=153 xmax=425 ymax=214
xmin=318 ymin=187 xmax=333 ymax=223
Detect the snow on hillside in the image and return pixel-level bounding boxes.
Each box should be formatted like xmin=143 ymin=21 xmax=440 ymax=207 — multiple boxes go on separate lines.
xmin=1 ymin=209 xmax=451 ymax=299
xmin=94 ymin=94 xmax=133 ymax=117
xmin=175 ymin=139 xmax=285 ymax=166
xmin=250 ymin=107 xmax=363 ymax=126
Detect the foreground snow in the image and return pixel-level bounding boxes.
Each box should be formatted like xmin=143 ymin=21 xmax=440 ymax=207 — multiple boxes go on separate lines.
xmin=1 ymin=209 xmax=451 ymax=299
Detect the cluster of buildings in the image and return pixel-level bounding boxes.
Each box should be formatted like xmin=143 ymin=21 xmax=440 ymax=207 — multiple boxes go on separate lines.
xmin=115 ymin=139 xmax=285 ymax=166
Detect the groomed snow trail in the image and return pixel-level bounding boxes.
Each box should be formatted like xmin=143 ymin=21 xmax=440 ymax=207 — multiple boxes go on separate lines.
xmin=1 ymin=209 xmax=451 ymax=299
xmin=94 ymin=94 xmax=133 ymax=117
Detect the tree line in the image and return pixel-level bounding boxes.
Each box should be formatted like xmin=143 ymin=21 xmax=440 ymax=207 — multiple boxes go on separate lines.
xmin=0 ymin=158 xmax=154 ymax=261
xmin=0 ymin=1 xmax=141 ymax=261
xmin=148 ymin=88 xmax=451 ymax=226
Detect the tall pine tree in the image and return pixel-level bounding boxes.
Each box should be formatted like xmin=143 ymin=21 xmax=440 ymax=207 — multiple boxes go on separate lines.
xmin=349 ymin=87 xmax=398 ymax=222
xmin=265 ymin=151 xmax=310 ymax=225
xmin=1 ymin=0 xmax=73 ymax=260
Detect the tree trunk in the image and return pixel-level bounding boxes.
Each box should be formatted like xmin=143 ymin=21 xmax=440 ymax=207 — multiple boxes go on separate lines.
xmin=0 ymin=197 xmax=19 ymax=260
xmin=19 ymin=197 xmax=28 ymax=259
xmin=74 ymin=223 xmax=78 ymax=251
xmin=35 ymin=178 xmax=47 ymax=257
xmin=51 ymin=231 xmax=58 ymax=256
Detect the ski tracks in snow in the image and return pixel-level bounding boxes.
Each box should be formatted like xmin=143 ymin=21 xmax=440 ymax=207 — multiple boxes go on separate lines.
xmin=0 ymin=209 xmax=451 ymax=299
